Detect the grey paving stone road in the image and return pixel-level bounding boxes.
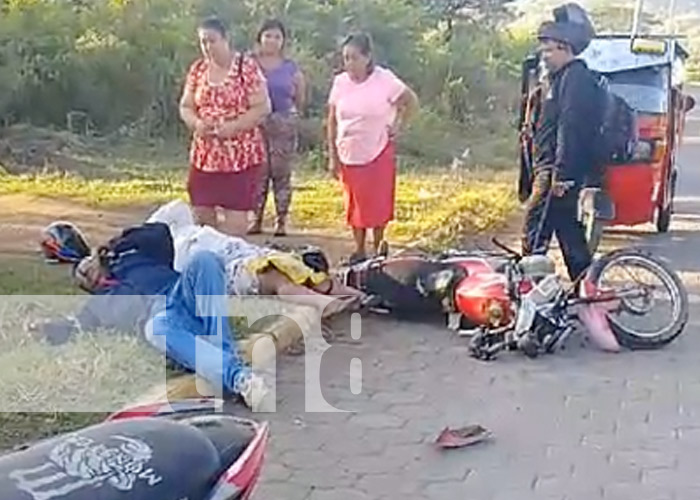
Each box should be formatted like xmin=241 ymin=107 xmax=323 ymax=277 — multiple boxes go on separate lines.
xmin=251 ymin=87 xmax=700 ymax=500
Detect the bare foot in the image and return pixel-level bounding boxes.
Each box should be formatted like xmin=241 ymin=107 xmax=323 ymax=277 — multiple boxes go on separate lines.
xmin=321 ymin=296 xmax=361 ymax=319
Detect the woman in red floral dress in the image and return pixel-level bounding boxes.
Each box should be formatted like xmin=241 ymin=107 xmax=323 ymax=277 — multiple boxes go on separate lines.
xmin=179 ymin=17 xmax=271 ymax=236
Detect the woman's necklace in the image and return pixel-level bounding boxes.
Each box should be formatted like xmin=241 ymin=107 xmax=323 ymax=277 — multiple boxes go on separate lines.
xmin=208 ymin=53 xmax=234 ymax=86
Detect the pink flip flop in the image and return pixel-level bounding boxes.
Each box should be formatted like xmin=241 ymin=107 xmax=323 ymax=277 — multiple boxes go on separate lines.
xmin=435 ymin=425 xmax=493 ymax=449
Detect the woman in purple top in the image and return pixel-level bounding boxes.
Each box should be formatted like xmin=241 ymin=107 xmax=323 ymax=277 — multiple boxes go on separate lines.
xmin=249 ymin=19 xmax=307 ymax=236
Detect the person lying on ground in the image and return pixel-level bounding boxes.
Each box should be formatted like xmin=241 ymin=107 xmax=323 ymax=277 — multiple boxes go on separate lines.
xmin=37 ymin=222 xmax=270 ymax=411
xmin=40 ymin=204 xmax=377 ymax=316
xmin=145 ymin=199 xmax=377 ymax=313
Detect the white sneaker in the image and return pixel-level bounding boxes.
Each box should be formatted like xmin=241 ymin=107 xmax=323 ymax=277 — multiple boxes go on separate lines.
xmin=235 ymin=372 xmax=273 ymax=412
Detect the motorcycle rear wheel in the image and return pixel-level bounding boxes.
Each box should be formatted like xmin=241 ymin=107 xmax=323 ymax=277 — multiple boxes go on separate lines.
xmin=586 ymin=249 xmax=689 ymax=349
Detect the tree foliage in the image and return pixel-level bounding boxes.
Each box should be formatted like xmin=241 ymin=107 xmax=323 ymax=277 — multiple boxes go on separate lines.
xmin=509 ymin=0 xmax=700 ymax=80
xmin=0 ymin=0 xmax=529 ymax=165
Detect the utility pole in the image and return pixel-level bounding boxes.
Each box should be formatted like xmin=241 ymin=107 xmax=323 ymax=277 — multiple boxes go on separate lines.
xmin=631 ymin=0 xmax=644 ymax=39
xmin=667 ymin=0 xmax=677 ymax=35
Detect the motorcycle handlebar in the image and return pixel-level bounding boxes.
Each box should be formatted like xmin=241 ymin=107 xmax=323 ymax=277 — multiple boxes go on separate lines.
xmin=491 ymin=238 xmax=522 ymax=259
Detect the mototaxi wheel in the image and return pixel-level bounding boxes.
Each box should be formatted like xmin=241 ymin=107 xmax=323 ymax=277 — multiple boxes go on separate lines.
xmin=578 ymin=187 xmax=611 ymax=255
xmin=656 ymin=206 xmax=672 ymax=234
xmin=586 ymin=248 xmax=689 ymax=349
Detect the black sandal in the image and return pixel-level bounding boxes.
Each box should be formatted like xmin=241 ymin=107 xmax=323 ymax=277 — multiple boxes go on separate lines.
xmin=348 ymin=251 xmax=367 ymax=265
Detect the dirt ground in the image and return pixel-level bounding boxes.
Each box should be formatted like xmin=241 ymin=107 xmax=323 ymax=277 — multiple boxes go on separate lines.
xmin=1 ymin=193 xmax=522 ymax=265
xmin=0 ymin=194 xmax=150 ymax=257
xmin=0 ymin=194 xmax=363 ymax=264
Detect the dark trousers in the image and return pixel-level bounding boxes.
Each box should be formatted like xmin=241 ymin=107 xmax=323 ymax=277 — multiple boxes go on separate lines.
xmin=521 ymin=169 xmax=592 ymax=281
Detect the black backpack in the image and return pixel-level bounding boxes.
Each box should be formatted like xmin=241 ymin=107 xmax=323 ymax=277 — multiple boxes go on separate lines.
xmin=98 ymin=222 xmax=175 ymax=270
xmin=592 ymin=72 xmax=639 ymax=166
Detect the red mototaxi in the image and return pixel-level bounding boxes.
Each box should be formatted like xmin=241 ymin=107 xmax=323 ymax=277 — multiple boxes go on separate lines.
xmin=577 ymin=35 xmax=696 ymax=236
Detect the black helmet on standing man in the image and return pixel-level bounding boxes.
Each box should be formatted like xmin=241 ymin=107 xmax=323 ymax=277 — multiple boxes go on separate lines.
xmin=537 ymin=3 xmax=596 ymax=56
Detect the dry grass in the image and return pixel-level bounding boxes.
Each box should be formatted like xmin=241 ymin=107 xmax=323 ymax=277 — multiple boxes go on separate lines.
xmin=291 ymin=170 xmax=518 ymax=249
xmin=0 ymin=168 xmax=517 ymax=249
xmin=0 ymin=289 xmax=176 ymax=415
xmin=0 ymin=262 xmax=164 ymax=448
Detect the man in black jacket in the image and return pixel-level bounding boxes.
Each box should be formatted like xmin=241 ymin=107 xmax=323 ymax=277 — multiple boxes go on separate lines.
xmin=521 ymin=3 xmax=602 ymax=281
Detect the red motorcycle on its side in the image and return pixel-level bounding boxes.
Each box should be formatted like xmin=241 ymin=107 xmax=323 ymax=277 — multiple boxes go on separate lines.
xmin=338 ymin=239 xmax=688 ymax=359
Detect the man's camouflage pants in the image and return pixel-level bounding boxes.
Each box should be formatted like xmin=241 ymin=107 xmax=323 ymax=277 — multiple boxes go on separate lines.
xmin=521 ymin=168 xmax=592 ymax=281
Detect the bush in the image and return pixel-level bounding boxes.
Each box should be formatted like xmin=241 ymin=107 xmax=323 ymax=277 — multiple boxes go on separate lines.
xmin=0 ymin=0 xmax=525 ymax=167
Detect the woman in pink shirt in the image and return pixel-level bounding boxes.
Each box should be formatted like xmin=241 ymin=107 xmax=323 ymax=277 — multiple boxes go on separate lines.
xmin=327 ymin=33 xmax=418 ymax=261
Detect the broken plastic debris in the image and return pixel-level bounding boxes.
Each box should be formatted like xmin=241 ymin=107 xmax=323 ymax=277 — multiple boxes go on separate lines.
xmin=435 ymin=425 xmax=493 ymax=449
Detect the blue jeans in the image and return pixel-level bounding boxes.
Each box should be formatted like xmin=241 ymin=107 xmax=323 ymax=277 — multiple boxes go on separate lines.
xmin=145 ymin=250 xmax=250 ymax=395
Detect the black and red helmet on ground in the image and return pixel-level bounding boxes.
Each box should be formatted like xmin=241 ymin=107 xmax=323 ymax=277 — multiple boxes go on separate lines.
xmin=40 ymin=221 xmax=91 ymax=263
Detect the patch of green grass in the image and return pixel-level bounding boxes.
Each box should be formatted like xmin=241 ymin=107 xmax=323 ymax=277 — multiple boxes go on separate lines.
xmin=0 ymin=412 xmax=109 ymax=451
xmin=0 ymin=329 xmax=168 ymax=412
xmin=0 ymin=257 xmax=78 ymax=295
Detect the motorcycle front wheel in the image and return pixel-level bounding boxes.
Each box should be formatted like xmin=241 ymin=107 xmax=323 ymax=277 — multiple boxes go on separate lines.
xmin=586 ymin=248 xmax=689 ymax=349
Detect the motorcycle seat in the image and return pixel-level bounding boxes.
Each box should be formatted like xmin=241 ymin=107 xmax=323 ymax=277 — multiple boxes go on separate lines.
xmin=0 ymin=415 xmax=254 ymax=500
xmin=359 ymin=257 xmax=467 ymax=316
xmin=180 ymin=414 xmax=256 ymax=476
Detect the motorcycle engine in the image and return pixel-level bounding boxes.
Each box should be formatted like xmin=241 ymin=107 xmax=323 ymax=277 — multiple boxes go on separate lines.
xmin=531 ymin=309 xmax=559 ymax=343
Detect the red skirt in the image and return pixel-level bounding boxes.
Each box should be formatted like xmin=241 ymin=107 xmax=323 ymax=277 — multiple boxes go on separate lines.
xmin=339 ymin=141 xmax=396 ymax=229
xmin=187 ymin=165 xmax=261 ymax=211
